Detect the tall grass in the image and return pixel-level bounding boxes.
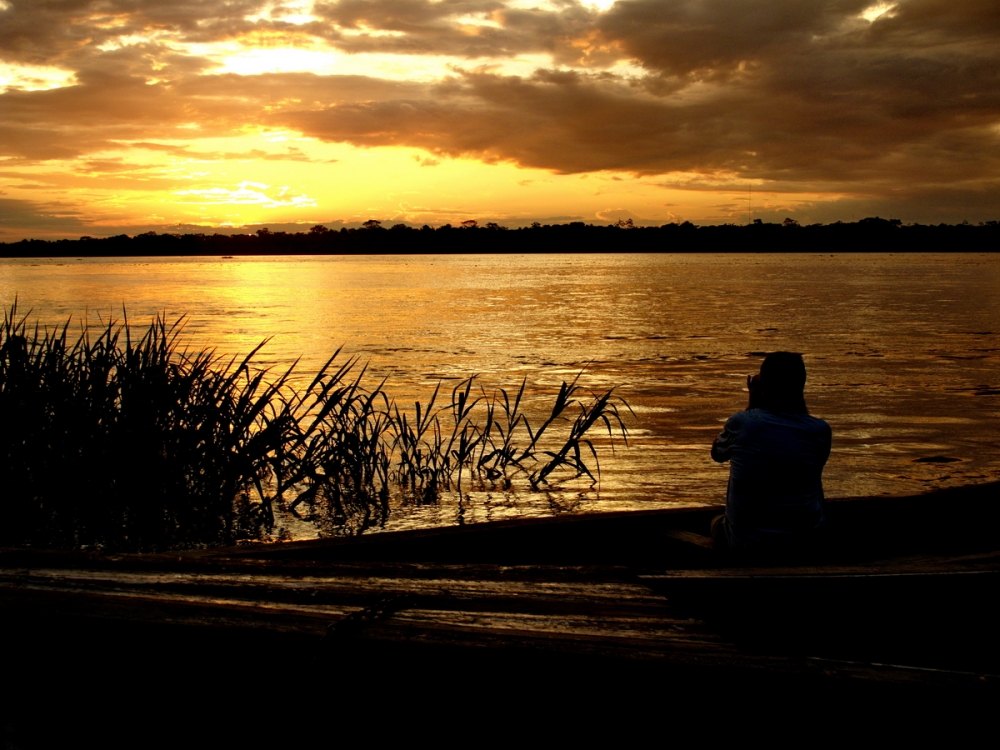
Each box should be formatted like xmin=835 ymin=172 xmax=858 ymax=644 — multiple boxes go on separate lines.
xmin=0 ymin=304 xmax=630 ymax=551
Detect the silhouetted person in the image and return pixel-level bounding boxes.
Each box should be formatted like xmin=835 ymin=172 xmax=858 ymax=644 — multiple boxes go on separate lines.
xmin=710 ymin=352 xmax=831 ymax=555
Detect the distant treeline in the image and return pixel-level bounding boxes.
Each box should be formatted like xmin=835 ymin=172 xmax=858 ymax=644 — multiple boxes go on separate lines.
xmin=3 ymin=217 xmax=999 ymax=256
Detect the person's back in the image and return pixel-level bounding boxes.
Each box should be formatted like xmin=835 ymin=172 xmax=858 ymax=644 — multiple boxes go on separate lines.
xmin=711 ymin=352 xmax=832 ymax=553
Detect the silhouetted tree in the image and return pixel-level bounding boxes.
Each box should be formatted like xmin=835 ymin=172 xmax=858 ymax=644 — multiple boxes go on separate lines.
xmin=3 ymin=218 xmax=998 ymax=257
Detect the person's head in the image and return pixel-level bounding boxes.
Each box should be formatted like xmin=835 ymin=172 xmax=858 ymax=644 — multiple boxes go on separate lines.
xmin=757 ymin=351 xmax=808 ymax=413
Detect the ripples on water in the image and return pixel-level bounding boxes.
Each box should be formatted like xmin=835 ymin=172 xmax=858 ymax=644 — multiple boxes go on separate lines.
xmin=2 ymin=253 xmax=998 ymax=538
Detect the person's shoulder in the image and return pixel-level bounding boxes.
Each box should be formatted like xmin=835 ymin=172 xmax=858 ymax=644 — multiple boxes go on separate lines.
xmin=724 ymin=409 xmax=774 ymax=435
xmin=804 ymin=414 xmax=830 ymax=429
xmin=761 ymin=410 xmax=829 ymax=431
xmin=724 ymin=409 xmax=753 ymax=427
xmin=799 ymin=413 xmax=832 ymax=436
xmin=737 ymin=408 xmax=777 ymax=422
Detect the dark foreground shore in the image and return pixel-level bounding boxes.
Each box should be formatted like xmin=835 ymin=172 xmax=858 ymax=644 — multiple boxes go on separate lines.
xmin=2 ymin=482 xmax=998 ymax=743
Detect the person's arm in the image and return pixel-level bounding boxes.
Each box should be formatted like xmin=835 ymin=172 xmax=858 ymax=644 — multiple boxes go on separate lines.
xmin=820 ymin=420 xmax=833 ymax=465
xmin=711 ymin=415 xmax=741 ymax=463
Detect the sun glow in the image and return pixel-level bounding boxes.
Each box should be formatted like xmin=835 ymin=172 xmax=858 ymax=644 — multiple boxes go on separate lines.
xmin=245 ymin=1 xmax=320 ymax=26
xmin=0 ymin=62 xmax=76 ymax=93
xmin=174 ymin=181 xmax=317 ymax=208
xmin=213 ymin=46 xmax=341 ymax=76
xmin=454 ymin=13 xmax=504 ymax=32
xmin=96 ymin=34 xmax=158 ymax=52
xmin=197 ymin=39 xmax=599 ymax=82
xmin=860 ymin=2 xmax=898 ymax=23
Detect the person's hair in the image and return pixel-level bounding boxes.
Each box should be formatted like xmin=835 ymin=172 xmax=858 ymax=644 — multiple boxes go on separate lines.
xmin=759 ymin=351 xmax=808 ymax=413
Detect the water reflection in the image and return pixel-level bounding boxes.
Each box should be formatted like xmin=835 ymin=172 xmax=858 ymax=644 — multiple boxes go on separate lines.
xmin=2 ymin=253 xmax=998 ymax=539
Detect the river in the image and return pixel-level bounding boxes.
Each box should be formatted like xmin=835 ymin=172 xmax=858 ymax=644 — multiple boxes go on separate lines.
xmin=2 ymin=253 xmax=998 ymax=538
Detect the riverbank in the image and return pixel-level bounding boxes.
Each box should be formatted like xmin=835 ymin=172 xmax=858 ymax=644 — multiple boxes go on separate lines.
xmin=2 ymin=482 xmax=997 ymax=743
xmin=4 ymin=218 xmax=1000 ymax=257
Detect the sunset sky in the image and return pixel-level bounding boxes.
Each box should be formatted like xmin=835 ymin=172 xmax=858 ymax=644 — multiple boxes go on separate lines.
xmin=1 ymin=0 xmax=998 ymax=240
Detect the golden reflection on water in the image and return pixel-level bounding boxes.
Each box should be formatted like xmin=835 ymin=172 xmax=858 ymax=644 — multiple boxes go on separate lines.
xmin=3 ymin=253 xmax=999 ymax=537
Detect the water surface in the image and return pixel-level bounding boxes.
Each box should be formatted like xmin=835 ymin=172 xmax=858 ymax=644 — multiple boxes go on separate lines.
xmin=3 ymin=253 xmax=998 ymax=537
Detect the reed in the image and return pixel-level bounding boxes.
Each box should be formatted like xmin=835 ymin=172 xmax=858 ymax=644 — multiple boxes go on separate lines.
xmin=0 ymin=305 xmax=631 ymax=551
xmin=0 ymin=303 xmax=295 ymax=550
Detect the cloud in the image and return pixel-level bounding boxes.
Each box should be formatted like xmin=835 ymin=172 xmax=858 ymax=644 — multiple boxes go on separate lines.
xmin=316 ymin=0 xmax=504 ymax=30
xmin=594 ymin=207 xmax=655 ymax=224
xmin=267 ymin=2 xmax=1000 ymax=214
xmin=275 ymin=69 xmax=705 ymax=173
xmin=274 ymin=66 xmax=932 ymax=181
xmin=0 ymin=0 xmax=998 ymax=227
xmin=173 ymin=181 xmax=316 ymax=207
xmin=0 ymin=69 xmax=425 ymax=162
xmin=126 ymin=143 xmax=313 ymax=161
xmin=0 ymin=196 xmax=90 ymax=238
xmin=311 ymin=0 xmax=602 ymax=62
xmin=0 ymin=1 xmax=270 ymax=65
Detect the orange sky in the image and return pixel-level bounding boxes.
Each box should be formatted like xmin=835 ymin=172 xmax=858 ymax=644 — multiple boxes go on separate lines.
xmin=1 ymin=0 xmax=998 ymax=240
